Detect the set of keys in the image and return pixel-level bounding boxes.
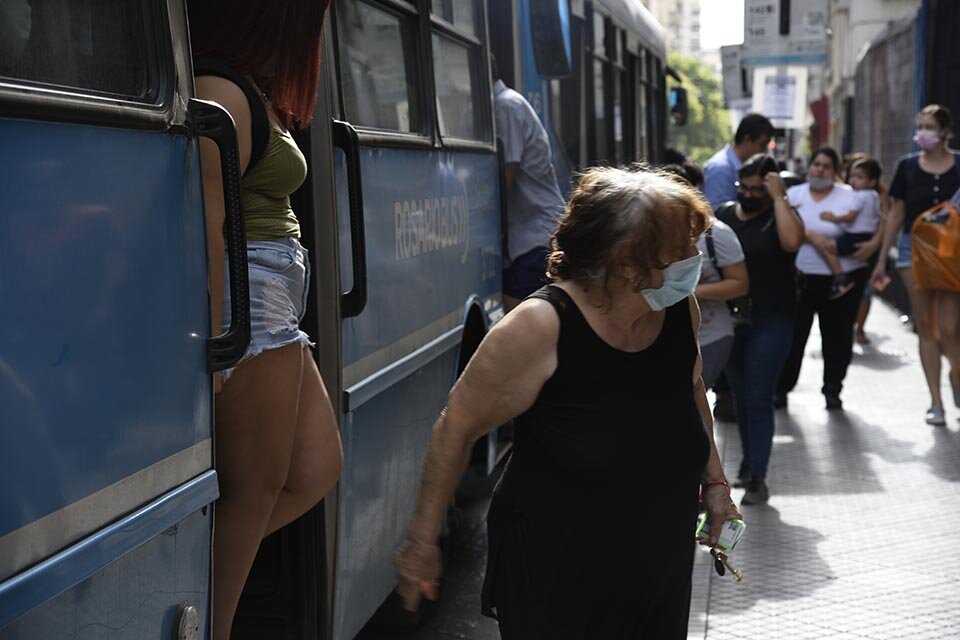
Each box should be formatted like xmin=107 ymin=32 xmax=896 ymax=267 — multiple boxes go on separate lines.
xmin=710 ymin=548 xmax=743 ymax=583
xmin=695 ymin=514 xmax=746 ymax=583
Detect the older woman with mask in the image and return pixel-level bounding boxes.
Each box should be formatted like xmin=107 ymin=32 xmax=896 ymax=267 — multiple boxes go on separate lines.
xmin=393 ymin=166 xmax=742 ymax=639
xmin=777 ymin=148 xmax=875 ymax=411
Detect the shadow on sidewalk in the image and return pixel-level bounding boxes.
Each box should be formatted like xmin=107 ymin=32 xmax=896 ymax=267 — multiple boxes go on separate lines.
xmin=706 ymin=505 xmax=832 ymax=616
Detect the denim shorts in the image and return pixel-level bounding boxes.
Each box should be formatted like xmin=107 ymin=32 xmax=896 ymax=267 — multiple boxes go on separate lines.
xmin=221 ymin=237 xmax=314 ymax=382
xmin=896 ymin=231 xmax=912 ymax=269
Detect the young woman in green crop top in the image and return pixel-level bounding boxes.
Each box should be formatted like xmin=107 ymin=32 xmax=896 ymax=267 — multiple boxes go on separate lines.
xmin=188 ymin=2 xmax=340 ymax=638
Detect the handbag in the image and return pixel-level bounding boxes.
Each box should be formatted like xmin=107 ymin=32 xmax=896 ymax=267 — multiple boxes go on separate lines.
xmin=910 ymin=198 xmax=960 ymax=292
xmin=704 ymin=226 xmax=753 ymax=324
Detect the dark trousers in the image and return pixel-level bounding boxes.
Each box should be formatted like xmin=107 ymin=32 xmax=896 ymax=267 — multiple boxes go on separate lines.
xmin=726 ymin=313 xmax=795 ymax=479
xmin=778 ymin=268 xmax=869 ymax=397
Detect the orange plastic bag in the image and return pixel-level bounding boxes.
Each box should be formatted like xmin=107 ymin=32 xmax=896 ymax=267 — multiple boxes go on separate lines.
xmin=911 ymin=200 xmax=960 ymax=291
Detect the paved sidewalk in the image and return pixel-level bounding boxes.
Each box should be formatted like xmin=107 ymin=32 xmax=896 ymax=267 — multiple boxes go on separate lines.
xmin=689 ymin=300 xmax=960 ymax=640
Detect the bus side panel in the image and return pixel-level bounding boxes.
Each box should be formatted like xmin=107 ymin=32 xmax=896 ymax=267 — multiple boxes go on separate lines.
xmin=333 ymin=149 xmax=499 ymax=639
xmin=0 ymin=508 xmax=211 ymax=640
xmin=339 ymin=149 xmax=501 ymax=373
xmin=0 ymin=120 xmax=211 ymax=541
xmin=333 ymin=350 xmax=458 ymax=640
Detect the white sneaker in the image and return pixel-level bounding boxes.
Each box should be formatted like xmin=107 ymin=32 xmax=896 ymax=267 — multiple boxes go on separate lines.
xmin=925 ymin=406 xmax=946 ymax=426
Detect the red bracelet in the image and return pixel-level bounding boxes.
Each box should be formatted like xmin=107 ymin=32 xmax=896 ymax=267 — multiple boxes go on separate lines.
xmin=700 ymin=480 xmax=730 ymax=501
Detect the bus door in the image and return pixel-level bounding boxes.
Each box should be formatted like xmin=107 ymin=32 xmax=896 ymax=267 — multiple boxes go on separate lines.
xmin=229 ymin=15 xmax=344 ymax=640
xmin=328 ymin=1 xmax=502 ymax=637
xmin=0 ymin=1 xmax=247 ymax=638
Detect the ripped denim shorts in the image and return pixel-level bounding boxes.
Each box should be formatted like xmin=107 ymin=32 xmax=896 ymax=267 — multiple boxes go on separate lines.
xmin=221 ymin=237 xmax=314 ymax=383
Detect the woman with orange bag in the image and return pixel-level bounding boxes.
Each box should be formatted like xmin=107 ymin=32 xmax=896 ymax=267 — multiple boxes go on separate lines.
xmin=871 ymin=105 xmax=960 ymax=426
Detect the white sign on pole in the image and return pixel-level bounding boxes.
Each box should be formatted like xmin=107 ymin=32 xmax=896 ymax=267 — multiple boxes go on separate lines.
xmin=751 ymin=66 xmax=808 ymax=130
xmin=721 ymin=45 xmax=750 ymax=107
xmin=742 ymin=0 xmax=828 ymax=67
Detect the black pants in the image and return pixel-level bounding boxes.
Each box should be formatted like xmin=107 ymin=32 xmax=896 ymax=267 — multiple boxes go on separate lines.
xmin=778 ymin=268 xmax=869 ymax=397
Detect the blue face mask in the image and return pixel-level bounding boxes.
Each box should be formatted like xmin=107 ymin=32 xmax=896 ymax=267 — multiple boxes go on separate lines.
xmin=641 ymin=253 xmax=703 ymax=311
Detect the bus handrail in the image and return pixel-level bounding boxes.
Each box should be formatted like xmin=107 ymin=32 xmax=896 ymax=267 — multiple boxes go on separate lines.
xmin=188 ymin=98 xmax=252 ymax=372
xmin=333 ymin=120 xmax=368 ymax=318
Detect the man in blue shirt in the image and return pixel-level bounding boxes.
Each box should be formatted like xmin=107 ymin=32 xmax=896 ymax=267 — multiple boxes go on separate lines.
xmin=493 ymin=60 xmax=566 ymax=311
xmin=703 ymin=113 xmax=775 ymax=209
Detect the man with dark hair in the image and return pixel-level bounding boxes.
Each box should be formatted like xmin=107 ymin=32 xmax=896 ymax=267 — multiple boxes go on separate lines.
xmin=492 ymin=57 xmax=566 ymax=311
xmin=703 ymin=113 xmax=776 ymax=209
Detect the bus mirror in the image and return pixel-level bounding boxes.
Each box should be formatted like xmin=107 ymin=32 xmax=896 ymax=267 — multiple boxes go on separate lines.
xmin=530 ymin=0 xmax=572 ymax=79
xmin=670 ymin=86 xmax=689 ymax=126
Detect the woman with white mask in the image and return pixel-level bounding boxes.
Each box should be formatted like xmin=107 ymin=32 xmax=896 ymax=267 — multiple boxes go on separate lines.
xmin=777 ymin=148 xmax=874 ymax=412
xmin=871 ymin=105 xmax=960 ymax=426
xmin=394 ymin=166 xmax=741 ymax=638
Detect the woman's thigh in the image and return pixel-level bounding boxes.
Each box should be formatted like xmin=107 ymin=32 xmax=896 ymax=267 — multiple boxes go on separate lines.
xmin=743 ymin=318 xmax=794 ymax=398
xmin=900 ymin=268 xmax=938 ymax=338
xmin=936 ymin=291 xmax=960 ymax=341
xmin=215 ymin=343 xmax=304 ymax=494
xmin=283 ymin=348 xmax=343 ymax=494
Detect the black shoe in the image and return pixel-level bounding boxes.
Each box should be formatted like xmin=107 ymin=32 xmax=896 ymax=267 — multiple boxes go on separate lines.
xmin=773 ymin=393 xmax=787 ymax=410
xmin=732 ymin=461 xmax=751 ymax=488
xmin=741 ymin=478 xmax=770 ymax=505
xmin=825 ymin=394 xmax=843 ymax=410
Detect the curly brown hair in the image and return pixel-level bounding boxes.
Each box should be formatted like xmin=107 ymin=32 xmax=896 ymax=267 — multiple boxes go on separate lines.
xmin=547 ymin=165 xmax=711 ymax=300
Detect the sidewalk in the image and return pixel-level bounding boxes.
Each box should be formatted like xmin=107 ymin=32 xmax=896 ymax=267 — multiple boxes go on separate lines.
xmin=689 ymin=300 xmax=960 ymax=639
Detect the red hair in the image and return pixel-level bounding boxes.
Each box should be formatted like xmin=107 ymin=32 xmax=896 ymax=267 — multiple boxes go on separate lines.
xmin=188 ymin=0 xmax=330 ymax=130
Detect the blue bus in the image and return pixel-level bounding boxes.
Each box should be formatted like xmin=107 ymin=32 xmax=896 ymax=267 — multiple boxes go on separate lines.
xmin=0 ymin=1 xmax=674 ymax=639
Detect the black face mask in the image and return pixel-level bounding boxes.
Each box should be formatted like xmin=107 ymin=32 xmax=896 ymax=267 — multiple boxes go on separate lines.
xmin=737 ymin=193 xmax=770 ymax=213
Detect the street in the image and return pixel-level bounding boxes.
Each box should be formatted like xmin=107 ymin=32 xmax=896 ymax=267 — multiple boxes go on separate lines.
xmin=358 ymin=299 xmax=960 ymax=640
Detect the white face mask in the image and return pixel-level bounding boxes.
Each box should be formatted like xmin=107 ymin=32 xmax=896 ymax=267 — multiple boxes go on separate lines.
xmin=808 ymin=176 xmax=833 ymax=191
xmin=0 ymin=0 xmax=32 ymax=63
xmin=914 ymin=129 xmax=943 ymax=150
xmin=640 ymin=253 xmax=703 ymax=311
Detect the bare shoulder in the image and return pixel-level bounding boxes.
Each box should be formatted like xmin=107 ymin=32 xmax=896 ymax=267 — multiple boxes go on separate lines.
xmin=486 ymin=297 xmax=560 ymax=354
xmin=195 ymin=76 xmax=251 ymax=124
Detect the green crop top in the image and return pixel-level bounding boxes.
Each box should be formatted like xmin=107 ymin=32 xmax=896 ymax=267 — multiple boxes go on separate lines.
xmin=241 ymin=120 xmax=308 ymax=240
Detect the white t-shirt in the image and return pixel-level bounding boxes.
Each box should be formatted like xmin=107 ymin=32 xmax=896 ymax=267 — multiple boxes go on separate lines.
xmin=788 ymin=183 xmax=866 ymax=275
xmin=696 ymin=218 xmax=745 ymax=346
xmin=843 ymin=189 xmax=883 ymax=235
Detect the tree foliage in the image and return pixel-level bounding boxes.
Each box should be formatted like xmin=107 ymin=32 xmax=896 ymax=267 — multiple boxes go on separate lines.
xmin=667 ymin=51 xmax=731 ymax=165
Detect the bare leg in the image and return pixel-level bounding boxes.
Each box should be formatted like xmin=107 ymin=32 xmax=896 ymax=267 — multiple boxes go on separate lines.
xmin=935 ymin=291 xmax=960 ymax=407
xmin=900 ymin=269 xmax=942 ymax=408
xmin=264 ymin=348 xmax=343 ymax=537
xmin=213 ymin=344 xmax=304 ymax=640
xmin=855 ymin=297 xmax=871 ymax=343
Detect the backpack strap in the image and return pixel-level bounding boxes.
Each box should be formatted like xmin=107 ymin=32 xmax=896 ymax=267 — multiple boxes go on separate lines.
xmin=193 ymin=57 xmax=270 ymax=175
xmin=704 ymin=226 xmax=720 ymax=274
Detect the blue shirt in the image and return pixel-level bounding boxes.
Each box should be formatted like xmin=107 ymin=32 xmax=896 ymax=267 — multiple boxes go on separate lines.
xmin=703 ymin=144 xmax=742 ymax=210
xmin=494 ymin=80 xmax=566 ymax=262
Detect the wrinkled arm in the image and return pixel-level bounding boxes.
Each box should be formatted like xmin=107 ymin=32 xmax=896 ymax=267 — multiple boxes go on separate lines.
xmin=397 ymin=300 xmax=559 ymax=608
xmin=688 ymin=297 xmax=742 ymax=544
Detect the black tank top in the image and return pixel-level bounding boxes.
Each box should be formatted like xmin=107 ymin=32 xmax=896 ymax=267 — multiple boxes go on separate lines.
xmin=482 ymin=284 xmax=711 ymax=636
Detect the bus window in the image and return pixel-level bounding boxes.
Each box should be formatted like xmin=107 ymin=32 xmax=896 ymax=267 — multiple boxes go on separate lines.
xmin=0 ymin=0 xmax=153 ymax=100
xmin=431 ymin=0 xmax=490 ymax=142
xmin=336 ymin=1 xmax=422 ymax=133
xmin=432 ymin=35 xmax=481 ymax=140
xmin=432 ymin=0 xmax=478 ymax=36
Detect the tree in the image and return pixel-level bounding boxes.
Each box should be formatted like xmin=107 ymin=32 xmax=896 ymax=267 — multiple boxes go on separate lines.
xmin=667 ymin=51 xmax=731 ymax=165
